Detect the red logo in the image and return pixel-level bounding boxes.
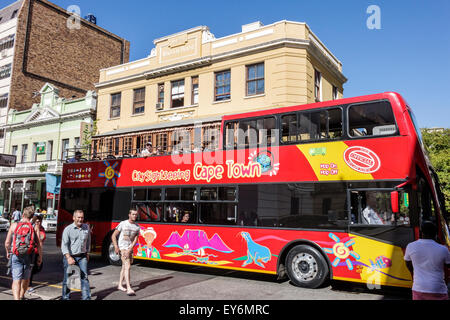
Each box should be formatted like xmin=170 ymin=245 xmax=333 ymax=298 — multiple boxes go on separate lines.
xmin=343 ymin=146 xmax=380 ymax=174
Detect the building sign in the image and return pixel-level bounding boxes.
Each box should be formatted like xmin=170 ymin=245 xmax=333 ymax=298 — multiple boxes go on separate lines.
xmin=25 ymin=191 xmax=38 ymax=200
xmin=0 ymin=153 xmax=16 ymax=167
xmin=46 ymin=192 xmax=60 ymax=200
xmin=36 ymin=142 xmax=46 ymax=154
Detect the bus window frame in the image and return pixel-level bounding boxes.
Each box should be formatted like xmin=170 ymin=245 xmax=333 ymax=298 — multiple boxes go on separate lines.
xmin=347 ymin=187 xmax=411 ymax=227
xmin=223 ymin=115 xmax=277 ymax=150
xmin=279 ymin=106 xmax=344 ymax=146
xmin=346 ymin=99 xmax=399 ymax=140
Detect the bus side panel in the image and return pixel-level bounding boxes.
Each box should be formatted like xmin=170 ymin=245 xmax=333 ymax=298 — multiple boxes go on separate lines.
xmin=125 ymin=223 xmax=412 ymax=288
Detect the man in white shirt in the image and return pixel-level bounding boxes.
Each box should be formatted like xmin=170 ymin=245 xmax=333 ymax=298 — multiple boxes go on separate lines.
xmin=140 ymin=142 xmax=153 ymax=157
xmin=404 ymin=221 xmax=450 ymax=300
xmin=361 ymin=192 xmax=384 ymax=225
xmin=112 ymin=210 xmax=140 ymax=295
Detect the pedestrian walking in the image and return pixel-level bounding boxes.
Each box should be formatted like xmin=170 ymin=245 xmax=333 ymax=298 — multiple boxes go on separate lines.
xmin=12 ymin=208 xmax=21 ymax=223
xmin=28 ymin=214 xmax=46 ymax=293
xmin=111 ymin=209 xmax=140 ymax=295
xmin=61 ymin=210 xmax=91 ymax=300
xmin=404 ymin=221 xmax=450 ymax=300
xmin=4 ymin=206 xmax=42 ymax=300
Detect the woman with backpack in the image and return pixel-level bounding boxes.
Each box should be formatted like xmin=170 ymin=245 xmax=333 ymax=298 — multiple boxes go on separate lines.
xmin=4 ymin=207 xmax=42 ymax=300
xmin=28 ymin=214 xmax=46 ymax=294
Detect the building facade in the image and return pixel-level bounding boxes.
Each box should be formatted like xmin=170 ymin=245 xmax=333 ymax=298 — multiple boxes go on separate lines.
xmin=0 ymin=0 xmax=129 ymax=153
xmin=0 ymin=83 xmax=96 ymax=214
xmin=93 ymin=21 xmax=347 ymax=157
xmin=0 ymin=0 xmax=22 ymax=153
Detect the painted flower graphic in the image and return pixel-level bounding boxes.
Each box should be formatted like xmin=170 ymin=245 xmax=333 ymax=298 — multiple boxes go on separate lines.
xmin=98 ymin=160 xmax=121 ymax=187
xmin=324 ymin=233 xmax=360 ymax=271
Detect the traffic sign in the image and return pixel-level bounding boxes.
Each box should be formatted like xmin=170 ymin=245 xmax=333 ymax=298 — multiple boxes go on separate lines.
xmin=0 ymin=153 xmax=16 ymax=167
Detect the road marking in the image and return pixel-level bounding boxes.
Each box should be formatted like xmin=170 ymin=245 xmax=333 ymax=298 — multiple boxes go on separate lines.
xmin=0 ymin=275 xmax=80 ymax=291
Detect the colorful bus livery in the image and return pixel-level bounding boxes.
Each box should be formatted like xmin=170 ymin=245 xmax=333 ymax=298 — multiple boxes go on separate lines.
xmin=57 ymin=92 xmax=449 ymax=289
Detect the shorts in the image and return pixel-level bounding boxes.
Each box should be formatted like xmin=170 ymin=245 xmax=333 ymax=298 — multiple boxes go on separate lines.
xmin=11 ymin=254 xmax=32 ymax=281
xmin=412 ymin=290 xmax=449 ymax=300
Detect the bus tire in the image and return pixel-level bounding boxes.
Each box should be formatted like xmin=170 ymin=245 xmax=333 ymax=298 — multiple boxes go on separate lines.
xmin=102 ymin=233 xmax=121 ymax=266
xmin=286 ymin=244 xmax=329 ymax=289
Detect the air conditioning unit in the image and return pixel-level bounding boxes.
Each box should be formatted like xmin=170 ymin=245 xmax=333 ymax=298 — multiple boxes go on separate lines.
xmin=155 ymin=103 xmax=163 ymax=110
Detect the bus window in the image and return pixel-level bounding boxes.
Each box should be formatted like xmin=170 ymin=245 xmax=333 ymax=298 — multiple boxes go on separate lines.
xmin=200 ymin=203 xmax=237 ymax=225
xmin=348 ymin=101 xmax=397 ymax=137
xmin=133 ymin=189 xmax=147 ymax=201
xmin=165 ymin=188 xmax=180 ymax=200
xmin=181 ymin=188 xmax=196 ymax=201
xmin=225 ymin=121 xmax=238 ymax=149
xmin=148 ymin=188 xmax=162 ymax=201
xmin=256 ymin=117 xmax=276 ymax=147
xmin=201 ymin=187 xmax=217 ymax=200
xmin=298 ymin=113 xmax=311 ymax=141
xmin=164 ymin=202 xmax=197 ymax=223
xmin=350 ymin=190 xmax=409 ymax=226
xmin=328 ymin=108 xmax=343 ymax=138
xmin=134 ymin=203 xmax=161 ymax=222
xmin=238 ymin=120 xmax=257 ymax=148
xmin=281 ymin=114 xmax=297 ymax=143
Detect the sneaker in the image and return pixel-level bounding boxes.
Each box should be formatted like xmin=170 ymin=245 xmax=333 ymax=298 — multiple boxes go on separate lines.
xmin=27 ymin=288 xmax=35 ymax=294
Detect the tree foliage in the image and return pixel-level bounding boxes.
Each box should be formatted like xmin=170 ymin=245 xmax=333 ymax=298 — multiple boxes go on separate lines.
xmin=421 ymin=128 xmax=450 ymax=210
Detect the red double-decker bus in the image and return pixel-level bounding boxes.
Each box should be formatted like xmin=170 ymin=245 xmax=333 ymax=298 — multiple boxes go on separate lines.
xmin=57 ymin=92 xmax=449 ymax=289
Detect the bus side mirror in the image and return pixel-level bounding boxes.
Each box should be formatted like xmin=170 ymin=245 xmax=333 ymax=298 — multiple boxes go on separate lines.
xmin=391 ymin=191 xmax=399 ymax=213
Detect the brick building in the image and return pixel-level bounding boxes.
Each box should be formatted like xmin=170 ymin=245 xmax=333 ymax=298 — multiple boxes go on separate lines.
xmin=0 ymin=0 xmax=130 ymax=153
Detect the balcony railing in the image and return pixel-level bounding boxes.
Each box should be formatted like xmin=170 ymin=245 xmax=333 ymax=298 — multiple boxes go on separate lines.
xmin=0 ymin=159 xmax=63 ymax=177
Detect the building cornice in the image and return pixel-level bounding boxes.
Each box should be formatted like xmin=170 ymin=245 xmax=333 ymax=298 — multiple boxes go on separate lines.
xmin=2 ymin=109 xmax=93 ymax=131
xmin=95 ymin=37 xmax=347 ymax=89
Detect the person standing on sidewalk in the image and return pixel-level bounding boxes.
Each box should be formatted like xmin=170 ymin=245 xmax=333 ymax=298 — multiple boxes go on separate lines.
xmin=61 ymin=210 xmax=91 ymax=300
xmin=404 ymin=221 xmax=450 ymax=300
xmin=4 ymin=206 xmax=42 ymax=300
xmin=111 ymin=209 xmax=140 ymax=295
xmin=28 ymin=214 xmax=47 ymax=293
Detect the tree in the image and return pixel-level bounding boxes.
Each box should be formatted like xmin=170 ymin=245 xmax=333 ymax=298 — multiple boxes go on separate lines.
xmin=421 ymin=128 xmax=450 ymax=211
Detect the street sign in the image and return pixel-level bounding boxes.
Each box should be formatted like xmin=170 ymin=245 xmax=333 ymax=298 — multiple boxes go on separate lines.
xmin=0 ymin=153 xmax=16 ymax=167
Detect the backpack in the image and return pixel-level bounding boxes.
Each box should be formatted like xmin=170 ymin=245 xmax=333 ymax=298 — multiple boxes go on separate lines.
xmin=12 ymin=222 xmax=35 ymax=256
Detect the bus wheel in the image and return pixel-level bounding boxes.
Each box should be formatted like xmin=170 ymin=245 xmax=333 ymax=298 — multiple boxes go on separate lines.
xmin=103 ymin=236 xmax=121 ymax=266
xmin=286 ymin=245 xmax=329 ymax=289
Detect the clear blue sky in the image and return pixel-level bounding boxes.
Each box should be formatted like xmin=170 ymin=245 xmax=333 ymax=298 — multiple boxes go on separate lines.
xmin=4 ymin=0 xmax=450 ymax=128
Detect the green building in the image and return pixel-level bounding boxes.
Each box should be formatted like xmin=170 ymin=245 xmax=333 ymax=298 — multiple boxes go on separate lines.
xmin=0 ymin=83 xmax=96 ymax=214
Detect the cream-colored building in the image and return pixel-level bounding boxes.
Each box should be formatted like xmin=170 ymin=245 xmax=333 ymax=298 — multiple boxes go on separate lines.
xmin=93 ymin=20 xmax=347 ymax=157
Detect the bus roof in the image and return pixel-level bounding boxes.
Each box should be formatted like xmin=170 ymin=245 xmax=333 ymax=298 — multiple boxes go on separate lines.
xmin=222 ymin=92 xmax=407 ymax=122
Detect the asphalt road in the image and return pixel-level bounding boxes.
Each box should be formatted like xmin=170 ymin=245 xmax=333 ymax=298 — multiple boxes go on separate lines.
xmin=0 ymin=231 xmax=410 ymax=302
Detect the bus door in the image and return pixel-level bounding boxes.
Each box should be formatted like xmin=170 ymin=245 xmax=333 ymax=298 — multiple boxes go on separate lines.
xmin=348 ymin=188 xmax=415 ymax=247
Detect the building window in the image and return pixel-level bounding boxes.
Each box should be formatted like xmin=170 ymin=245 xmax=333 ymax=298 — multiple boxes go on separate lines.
xmin=62 ymin=139 xmax=69 ymax=160
xmin=11 ymin=10 xmax=18 ymax=19
xmin=21 ymin=144 xmax=28 ymax=163
xmin=214 ymin=70 xmax=231 ymax=101
xmin=314 ymin=69 xmax=321 ymax=102
xmin=0 ymin=94 xmax=8 ymax=108
xmin=157 ymin=133 xmax=168 ymax=153
xmin=0 ymin=64 xmax=12 ymax=80
xmin=133 ymin=87 xmax=145 ymax=114
xmin=47 ymin=141 xmax=53 ymax=161
xmin=246 ymin=63 xmax=264 ymax=96
xmin=191 ymin=76 xmax=199 ymax=105
xmin=0 ymin=35 xmax=15 ymax=51
xmin=12 ymin=145 xmax=18 ymax=156
xmin=332 ymin=86 xmax=338 ymax=100
xmin=171 ymin=79 xmax=185 ymax=108
xmin=157 ymin=83 xmax=164 ymax=108
xmin=110 ymin=93 xmax=121 ymax=118
xmin=32 ymin=143 xmax=38 ymax=162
